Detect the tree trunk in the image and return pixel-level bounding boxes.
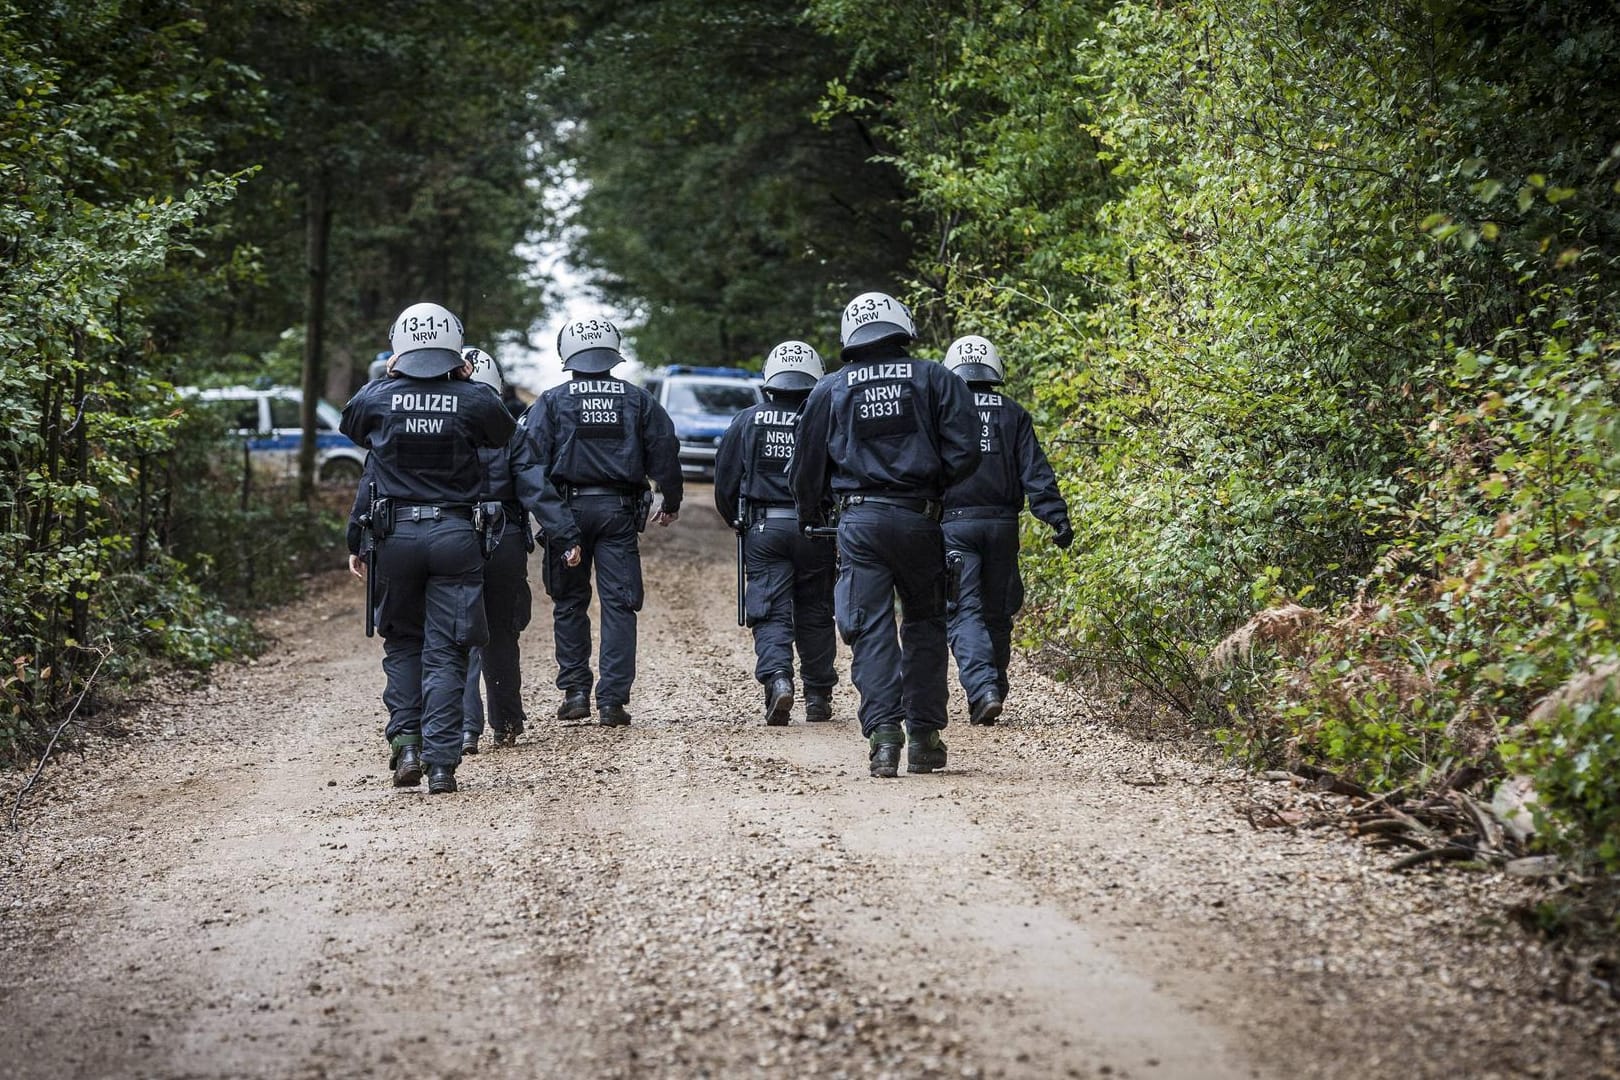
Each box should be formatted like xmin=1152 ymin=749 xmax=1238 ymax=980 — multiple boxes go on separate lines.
xmin=69 ymin=330 xmax=90 ymax=646
xmin=298 ymin=172 xmax=333 ymax=503
xmin=325 ymin=344 xmax=354 ymax=406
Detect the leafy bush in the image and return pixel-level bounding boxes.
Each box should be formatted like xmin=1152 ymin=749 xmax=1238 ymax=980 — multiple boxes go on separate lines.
xmin=0 ymin=11 xmax=334 ymax=763
xmin=812 ymin=0 xmax=1620 ymax=866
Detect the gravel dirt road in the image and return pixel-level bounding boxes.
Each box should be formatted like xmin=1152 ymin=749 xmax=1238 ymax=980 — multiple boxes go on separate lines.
xmin=2 ymin=490 xmax=1616 ymax=1079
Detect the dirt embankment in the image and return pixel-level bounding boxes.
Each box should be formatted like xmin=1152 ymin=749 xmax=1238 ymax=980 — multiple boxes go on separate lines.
xmin=2 ymin=492 xmax=1615 ymax=1079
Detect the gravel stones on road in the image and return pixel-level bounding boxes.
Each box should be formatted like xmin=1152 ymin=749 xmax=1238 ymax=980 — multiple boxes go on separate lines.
xmin=1 ymin=497 xmax=1616 ymax=1079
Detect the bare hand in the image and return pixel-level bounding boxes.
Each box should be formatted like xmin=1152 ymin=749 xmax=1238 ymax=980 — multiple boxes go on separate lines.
xmin=654 ymin=510 xmax=678 ymax=527
xmin=348 ymin=554 xmax=366 ymax=579
xmin=563 ymin=545 xmax=582 ymax=567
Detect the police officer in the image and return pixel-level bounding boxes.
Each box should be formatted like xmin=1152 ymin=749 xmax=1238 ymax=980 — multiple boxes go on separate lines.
xmin=459 ymin=347 xmax=535 ymax=753
xmin=714 ymin=341 xmax=838 ymax=724
xmin=514 ymin=317 xmax=682 ymax=727
xmin=790 ymin=292 xmax=981 ymax=777
xmin=940 ymin=335 xmax=1072 ymax=725
xmin=341 ymin=303 xmax=516 ymax=794
xmin=367 ymin=351 xmax=392 ymax=383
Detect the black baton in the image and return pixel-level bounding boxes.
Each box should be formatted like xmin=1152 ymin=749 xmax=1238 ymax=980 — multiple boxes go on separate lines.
xmin=362 ymin=481 xmax=378 ymax=637
xmin=735 ymin=496 xmax=747 ymax=627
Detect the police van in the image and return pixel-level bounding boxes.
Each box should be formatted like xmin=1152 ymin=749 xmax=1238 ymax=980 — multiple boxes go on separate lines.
xmin=642 ymin=365 xmax=764 ymax=479
xmin=183 ymin=385 xmax=367 ymax=484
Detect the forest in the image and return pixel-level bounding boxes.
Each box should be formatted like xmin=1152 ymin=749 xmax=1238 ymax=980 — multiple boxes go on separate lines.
xmin=4 ymin=0 xmax=1619 ymax=878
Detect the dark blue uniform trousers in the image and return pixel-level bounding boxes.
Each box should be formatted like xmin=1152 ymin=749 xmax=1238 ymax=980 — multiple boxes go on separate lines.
xmin=542 ymin=494 xmax=643 ymax=708
xmin=834 ymin=504 xmax=951 ymax=737
xmin=463 ymin=521 xmax=532 ymax=738
xmin=744 ymin=519 xmax=837 ymax=691
xmin=376 ymin=517 xmax=489 ymax=767
xmin=944 ymin=517 xmax=1023 ymax=706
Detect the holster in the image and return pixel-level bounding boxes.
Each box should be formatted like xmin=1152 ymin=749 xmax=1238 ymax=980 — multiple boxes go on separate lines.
xmin=474 ymin=501 xmax=505 ymax=559
xmin=946 ymin=551 xmax=965 ymax=605
xmin=360 ymin=488 xmax=388 ymax=639
xmin=367 ymin=497 xmax=392 ymax=542
xmin=634 ymin=488 xmax=654 ymax=533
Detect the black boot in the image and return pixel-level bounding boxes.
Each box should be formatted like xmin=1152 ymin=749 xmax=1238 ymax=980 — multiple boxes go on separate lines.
xmin=462 ymin=732 xmax=480 ymax=755
xmin=969 ymin=693 xmax=1003 ymax=726
xmin=764 ymin=674 xmax=794 ymax=726
xmin=907 ymin=728 xmax=947 ymax=774
xmin=557 ymin=689 xmax=591 ymax=721
xmin=427 ymin=764 xmax=457 ymax=794
xmin=804 ymin=691 xmax=833 ymax=723
xmin=868 ymin=724 xmax=904 ymax=778
xmin=598 ymin=704 xmax=631 ymax=727
xmin=392 ymin=743 xmax=423 ymax=788
xmin=492 ymin=728 xmax=518 ymax=748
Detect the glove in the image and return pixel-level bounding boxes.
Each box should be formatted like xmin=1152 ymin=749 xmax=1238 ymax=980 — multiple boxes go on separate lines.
xmin=1052 ymin=521 xmax=1074 ymax=550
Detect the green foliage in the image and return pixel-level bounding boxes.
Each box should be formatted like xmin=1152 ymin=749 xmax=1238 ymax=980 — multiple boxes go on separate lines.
xmin=1082 ymin=0 xmax=1620 ymax=866
xmin=809 ymin=0 xmax=1620 ymax=867
xmin=181 ymin=0 xmax=563 ymax=397
xmin=550 ymin=0 xmax=915 ymax=364
xmin=159 ymin=404 xmax=345 ymax=609
xmin=1518 ymin=697 xmax=1620 ymax=869
xmin=0 ymin=2 xmax=253 ymax=759
xmin=809 ymin=0 xmax=1112 ymax=334
xmin=0 ymin=3 xmax=338 ymax=763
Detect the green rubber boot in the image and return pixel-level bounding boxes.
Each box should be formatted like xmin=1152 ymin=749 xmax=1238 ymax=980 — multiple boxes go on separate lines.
xmin=390 ymin=734 xmax=423 ymax=787
xmin=906 ymin=729 xmax=947 ymax=774
xmin=869 ymin=724 xmax=904 ymax=778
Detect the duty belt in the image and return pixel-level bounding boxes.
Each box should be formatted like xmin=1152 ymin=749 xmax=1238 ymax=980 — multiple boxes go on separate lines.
xmin=753 ymin=505 xmax=799 ymax=521
xmin=839 ymin=494 xmax=943 ymax=521
xmin=567 ymin=484 xmax=635 ymax=499
xmin=395 ymin=504 xmax=473 ymax=521
xmin=943 ymin=505 xmax=1019 ymax=521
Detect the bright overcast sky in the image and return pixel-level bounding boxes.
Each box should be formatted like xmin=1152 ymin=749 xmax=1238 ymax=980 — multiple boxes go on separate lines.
xmin=498 ymin=169 xmax=644 ymax=394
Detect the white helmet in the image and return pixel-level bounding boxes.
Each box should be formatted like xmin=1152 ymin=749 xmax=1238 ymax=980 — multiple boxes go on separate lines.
xmin=839 ymin=291 xmax=916 ymax=352
xmin=462 ymin=346 xmax=503 ymax=391
xmin=557 ymin=317 xmax=623 ymax=374
xmin=762 ymin=340 xmax=824 ymax=393
xmin=943 ymin=335 xmax=1005 ymax=385
xmin=388 ymin=302 xmax=464 ymax=378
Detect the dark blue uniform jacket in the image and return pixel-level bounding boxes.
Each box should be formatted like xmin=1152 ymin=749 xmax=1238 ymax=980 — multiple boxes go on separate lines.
xmin=513 ymin=374 xmax=684 ymax=546
xmin=944 ymin=389 xmax=1069 ymax=527
xmin=713 ymin=399 xmax=805 ymax=520
xmin=340 ymin=376 xmax=515 ymax=505
xmin=789 ymin=344 xmax=982 ymax=520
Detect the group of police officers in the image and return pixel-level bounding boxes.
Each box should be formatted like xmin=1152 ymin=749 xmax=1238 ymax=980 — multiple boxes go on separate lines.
xmin=341 ymin=291 xmax=1069 ymax=793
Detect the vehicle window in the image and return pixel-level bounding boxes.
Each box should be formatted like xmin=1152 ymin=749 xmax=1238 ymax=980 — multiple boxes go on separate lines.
xmin=665 ymin=382 xmax=758 ymax=416
xmin=269 ymin=396 xmax=301 ymax=430
xmin=196 ymin=398 xmax=261 ymax=433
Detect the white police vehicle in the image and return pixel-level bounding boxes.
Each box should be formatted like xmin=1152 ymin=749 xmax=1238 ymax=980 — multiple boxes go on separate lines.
xmin=183 ymin=385 xmax=367 ymax=484
xmin=642 ymin=365 xmax=764 ymax=479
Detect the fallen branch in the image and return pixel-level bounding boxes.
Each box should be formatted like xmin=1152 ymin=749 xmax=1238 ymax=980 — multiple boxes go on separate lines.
xmin=1350 ymin=785 xmax=1409 ymax=815
xmin=1245 ymin=765 xmax=1528 ymax=875
xmin=1388 ymin=845 xmax=1480 ymax=872
xmin=1354 ymin=818 xmax=1418 ymax=837
xmin=8 ymin=647 xmax=112 ymax=831
xmin=1453 ymin=791 xmax=1504 ymax=852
